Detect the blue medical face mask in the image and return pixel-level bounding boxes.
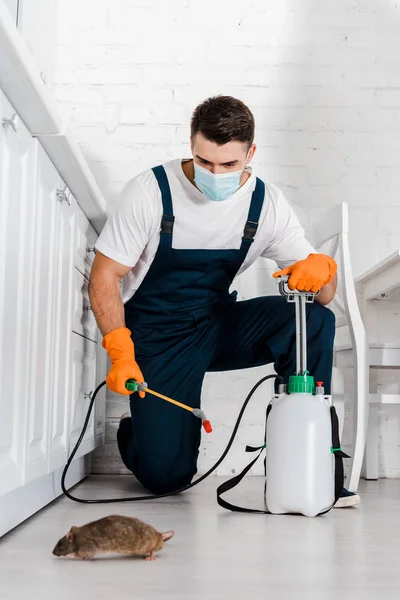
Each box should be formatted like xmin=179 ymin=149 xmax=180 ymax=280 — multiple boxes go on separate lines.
xmin=193 ymin=162 xmax=244 ymax=202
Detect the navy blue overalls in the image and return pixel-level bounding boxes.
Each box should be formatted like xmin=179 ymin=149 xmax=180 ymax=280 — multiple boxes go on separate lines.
xmin=118 ymin=165 xmax=335 ymax=494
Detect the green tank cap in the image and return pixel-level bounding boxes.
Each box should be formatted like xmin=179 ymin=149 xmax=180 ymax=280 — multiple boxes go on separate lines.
xmin=288 ymin=372 xmax=315 ymax=394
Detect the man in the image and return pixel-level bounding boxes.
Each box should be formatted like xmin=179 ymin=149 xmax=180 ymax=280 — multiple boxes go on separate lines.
xmin=89 ymin=95 xmax=359 ymax=508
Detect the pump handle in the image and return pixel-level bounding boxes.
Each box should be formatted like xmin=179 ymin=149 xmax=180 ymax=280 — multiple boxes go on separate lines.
xmin=276 ymin=276 xmax=317 ymax=377
xmin=277 ymin=275 xmax=319 ymax=301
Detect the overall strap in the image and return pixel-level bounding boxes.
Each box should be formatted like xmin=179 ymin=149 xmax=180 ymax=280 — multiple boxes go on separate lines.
xmin=240 ymin=177 xmax=265 ymax=250
xmin=152 ymin=165 xmax=175 ymax=248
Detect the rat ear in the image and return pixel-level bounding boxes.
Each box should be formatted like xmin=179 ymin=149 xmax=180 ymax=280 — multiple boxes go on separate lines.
xmin=161 ymin=531 xmax=174 ymax=542
xmin=66 ymin=526 xmax=77 ymax=541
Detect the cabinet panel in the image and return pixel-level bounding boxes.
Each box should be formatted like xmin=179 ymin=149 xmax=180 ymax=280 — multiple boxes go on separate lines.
xmin=95 ymin=342 xmax=108 ymax=443
xmin=70 ymin=333 xmax=97 ymax=458
xmin=24 ymin=145 xmax=59 ymax=482
xmin=73 ymin=268 xmax=98 ymax=342
xmin=0 ymin=92 xmax=35 ymax=495
xmin=75 ymin=205 xmax=97 ymax=279
xmin=49 ymin=177 xmax=76 ymax=471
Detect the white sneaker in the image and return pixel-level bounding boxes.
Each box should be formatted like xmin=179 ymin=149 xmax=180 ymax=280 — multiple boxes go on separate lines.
xmin=334 ymin=488 xmax=361 ymax=508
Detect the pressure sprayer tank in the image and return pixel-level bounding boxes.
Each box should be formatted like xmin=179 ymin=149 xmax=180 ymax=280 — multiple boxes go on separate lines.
xmin=265 ymin=279 xmax=335 ymax=517
xmin=265 ymin=386 xmax=334 ymax=517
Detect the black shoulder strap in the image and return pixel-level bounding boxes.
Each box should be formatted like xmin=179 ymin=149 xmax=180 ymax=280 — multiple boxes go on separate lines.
xmin=216 ymin=446 xmax=267 ymax=513
xmin=216 ymin=405 xmax=272 ymax=514
xmin=240 ymin=178 xmax=265 ymax=249
xmin=330 ymin=406 xmax=350 ymax=504
xmin=152 ymin=165 xmax=175 ymax=248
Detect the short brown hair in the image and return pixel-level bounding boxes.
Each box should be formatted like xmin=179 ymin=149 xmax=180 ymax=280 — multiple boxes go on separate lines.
xmin=190 ymin=96 xmax=255 ymax=147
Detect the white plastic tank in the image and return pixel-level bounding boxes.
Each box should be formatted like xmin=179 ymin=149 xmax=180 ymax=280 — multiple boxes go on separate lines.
xmin=265 ymin=391 xmax=335 ymax=517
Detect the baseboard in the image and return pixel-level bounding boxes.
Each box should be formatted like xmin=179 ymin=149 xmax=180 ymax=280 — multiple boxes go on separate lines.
xmin=0 ymin=455 xmax=90 ymax=537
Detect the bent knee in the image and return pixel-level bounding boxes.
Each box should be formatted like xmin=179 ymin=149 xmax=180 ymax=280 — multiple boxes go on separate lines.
xmin=309 ymin=302 xmax=335 ymax=325
xmin=307 ymin=303 xmax=335 ymax=340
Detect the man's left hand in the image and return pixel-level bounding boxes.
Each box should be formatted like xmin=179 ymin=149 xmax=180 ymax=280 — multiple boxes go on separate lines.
xmin=273 ymin=253 xmax=337 ymax=293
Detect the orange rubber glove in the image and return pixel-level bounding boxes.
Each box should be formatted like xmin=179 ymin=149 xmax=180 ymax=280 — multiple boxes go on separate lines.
xmin=273 ymin=253 xmax=337 ymax=293
xmin=102 ymin=327 xmax=145 ymax=398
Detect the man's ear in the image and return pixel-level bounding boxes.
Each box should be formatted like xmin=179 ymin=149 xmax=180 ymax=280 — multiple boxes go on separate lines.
xmin=246 ymin=143 xmax=257 ymax=163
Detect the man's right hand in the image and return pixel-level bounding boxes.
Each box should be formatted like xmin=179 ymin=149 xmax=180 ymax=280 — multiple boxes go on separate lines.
xmin=102 ymin=327 xmax=145 ymax=398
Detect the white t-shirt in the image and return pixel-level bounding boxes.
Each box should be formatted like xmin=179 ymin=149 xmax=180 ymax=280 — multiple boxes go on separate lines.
xmin=95 ymin=159 xmax=315 ymax=303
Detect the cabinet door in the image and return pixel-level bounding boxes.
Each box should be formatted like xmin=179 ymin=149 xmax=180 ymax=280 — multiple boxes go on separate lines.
xmin=23 ymin=145 xmax=59 ymax=483
xmin=49 ymin=179 xmax=76 ymax=471
xmin=0 ymin=93 xmax=35 ymax=495
xmin=70 ymin=333 xmax=97 ymax=457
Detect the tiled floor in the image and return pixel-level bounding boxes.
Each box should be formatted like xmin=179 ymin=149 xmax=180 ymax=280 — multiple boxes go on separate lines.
xmin=1 ymin=476 xmax=400 ymax=600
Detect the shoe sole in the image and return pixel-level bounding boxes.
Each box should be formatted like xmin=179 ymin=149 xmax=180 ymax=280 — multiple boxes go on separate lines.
xmin=334 ymin=494 xmax=361 ymax=508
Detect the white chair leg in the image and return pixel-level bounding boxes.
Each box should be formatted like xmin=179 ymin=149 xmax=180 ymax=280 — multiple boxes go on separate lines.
xmin=364 ymin=403 xmax=379 ymax=480
xmin=346 ymin=350 xmax=369 ymax=492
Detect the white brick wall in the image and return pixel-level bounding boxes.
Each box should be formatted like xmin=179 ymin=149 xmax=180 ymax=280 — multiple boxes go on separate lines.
xmin=52 ymin=0 xmax=400 ymax=478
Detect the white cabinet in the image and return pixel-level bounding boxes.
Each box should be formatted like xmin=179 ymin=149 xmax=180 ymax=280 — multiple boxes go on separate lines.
xmin=0 ymin=89 xmax=107 ymax=535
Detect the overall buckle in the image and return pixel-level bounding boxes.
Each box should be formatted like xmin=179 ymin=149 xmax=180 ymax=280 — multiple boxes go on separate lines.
xmin=242 ymin=220 xmax=258 ymax=242
xmin=160 ymin=216 xmax=175 ymax=235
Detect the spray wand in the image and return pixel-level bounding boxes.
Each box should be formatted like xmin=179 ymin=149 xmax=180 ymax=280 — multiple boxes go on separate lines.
xmin=125 ymin=379 xmax=213 ymax=433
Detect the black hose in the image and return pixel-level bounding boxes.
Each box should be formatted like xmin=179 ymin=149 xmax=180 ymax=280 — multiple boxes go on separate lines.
xmin=61 ymin=374 xmax=282 ymax=504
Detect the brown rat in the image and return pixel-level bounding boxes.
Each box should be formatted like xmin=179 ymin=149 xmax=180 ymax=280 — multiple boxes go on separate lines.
xmin=52 ymin=515 xmax=174 ymax=561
